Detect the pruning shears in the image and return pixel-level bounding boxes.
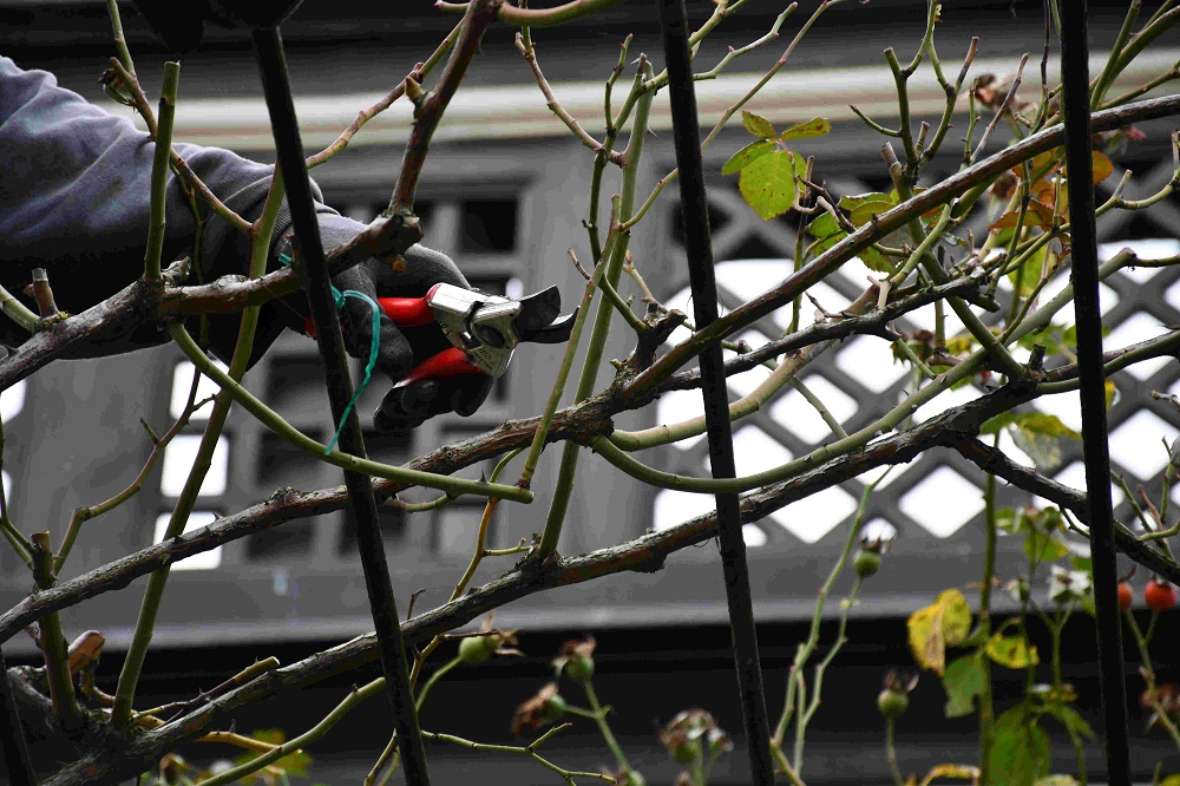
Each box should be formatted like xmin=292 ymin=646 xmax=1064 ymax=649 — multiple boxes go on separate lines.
xmin=376 ymin=283 xmax=578 ymax=387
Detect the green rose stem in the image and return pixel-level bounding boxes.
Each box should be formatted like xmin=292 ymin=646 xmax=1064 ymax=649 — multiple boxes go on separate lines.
xmin=143 ymin=62 xmax=179 ymax=283
xmin=884 ymin=715 xmax=903 ymax=786
xmin=112 ymin=170 xmax=285 ymax=729
xmin=30 ymin=532 xmax=82 ymax=731
xmin=537 ymin=60 xmax=653 ymax=558
xmin=773 ymin=475 xmax=882 ymax=774
xmin=584 ymin=681 xmax=633 ymax=775
xmin=167 ymin=327 xmax=531 ymax=503
xmin=422 ymin=726 xmax=615 ymax=783
xmin=621 ymin=94 xmax=1180 ymax=406
xmin=1124 ymin=609 xmax=1180 ymax=750
xmin=54 ymin=369 xmax=210 ymax=572
xmin=591 ymin=249 xmax=1138 ymax=495
xmin=977 ymin=460 xmax=998 ymax=784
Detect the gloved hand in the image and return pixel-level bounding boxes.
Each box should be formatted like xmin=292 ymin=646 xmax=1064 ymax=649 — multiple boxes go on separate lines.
xmin=330 ymin=245 xmax=495 ymax=432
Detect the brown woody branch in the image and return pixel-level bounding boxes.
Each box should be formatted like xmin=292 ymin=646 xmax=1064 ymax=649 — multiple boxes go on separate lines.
xmin=0 ymin=396 xmax=613 ymax=645
xmin=390 ymin=0 xmax=504 ymax=213
xmin=24 ymin=378 xmax=1043 ymax=786
xmin=105 ymin=58 xmax=252 ymax=235
xmin=0 ymin=214 xmax=422 ymax=391
xmin=514 ymin=33 xmax=626 ymax=166
xmin=954 ymin=439 xmax=1180 ymax=583
xmin=436 ymin=0 xmax=624 ymax=27
xmin=659 ymin=273 xmax=990 ymax=395
xmin=622 ymin=92 xmax=1180 ymax=403
xmin=18 ymin=362 xmax=1180 ymax=782
xmin=0 ymin=279 xmax=161 ymax=392
xmin=8 ymin=323 xmax=1180 ymax=648
xmin=160 ymin=212 xmax=422 ymax=315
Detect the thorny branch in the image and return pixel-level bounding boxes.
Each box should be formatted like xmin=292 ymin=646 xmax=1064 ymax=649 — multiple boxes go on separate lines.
xmin=5 ymin=2 xmax=1180 ymax=782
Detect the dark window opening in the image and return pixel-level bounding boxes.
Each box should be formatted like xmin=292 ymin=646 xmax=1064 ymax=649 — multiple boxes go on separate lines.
xmin=264 ymin=354 xmax=330 ymax=413
xmin=726 ymin=234 xmax=785 ymax=262
xmin=459 ymin=199 xmax=518 ymax=252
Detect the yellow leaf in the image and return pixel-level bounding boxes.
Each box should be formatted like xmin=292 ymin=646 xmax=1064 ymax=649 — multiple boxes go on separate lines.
xmin=909 ymin=602 xmax=947 ymax=674
xmin=1091 ymin=151 xmax=1114 ymax=184
xmin=779 ymin=117 xmax=831 ymax=141
xmin=741 ymin=110 xmax=777 ymax=139
xmin=989 ymin=200 xmax=1056 ymax=231
xmin=921 ymin=763 xmax=981 ymax=786
xmin=938 ymin=589 xmax=972 ymax=646
xmin=986 ymin=632 xmax=1040 ymax=669
xmin=908 ymin=589 xmax=972 ymax=675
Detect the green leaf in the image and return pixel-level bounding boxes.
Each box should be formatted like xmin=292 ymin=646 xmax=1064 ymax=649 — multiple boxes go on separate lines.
xmin=233 ymin=729 xmax=312 ymax=780
xmin=985 ymin=632 xmax=1040 ymax=669
xmin=1026 ymin=531 xmax=1070 ymax=563
xmin=859 ymin=246 xmax=896 ymax=274
xmin=838 ymin=191 xmax=896 ymax=225
xmin=980 ymin=411 xmax=1079 ymax=440
xmin=779 ymin=117 xmax=832 ymax=141
xmin=995 ymin=506 xmax=1022 ymax=533
xmin=722 ymin=139 xmax=776 ymax=175
xmin=942 ymin=653 xmax=987 ymax=718
xmin=741 ymin=110 xmax=777 ymax=139
xmin=982 ymin=411 xmax=1080 ymax=472
xmin=1017 ymin=413 xmax=1081 ymax=439
xmin=908 ymin=589 xmax=973 ymax=675
xmin=989 ymin=706 xmax=1051 ymax=786
xmin=807 ymin=212 xmax=842 ymax=239
xmin=1012 ymin=427 xmax=1065 ymax=472
xmin=1041 ymin=702 xmax=1095 ymax=740
xmin=1008 ymin=245 xmax=1050 ymax=298
xmin=1158 ymin=776 xmax=1180 ymax=786
xmin=738 ymin=149 xmax=798 ymax=220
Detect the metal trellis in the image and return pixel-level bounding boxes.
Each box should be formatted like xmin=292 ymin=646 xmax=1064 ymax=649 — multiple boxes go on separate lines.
xmin=250 ymin=25 xmax=432 ymax=786
xmin=1060 ymin=2 xmax=1132 ymax=783
xmin=656 ymin=0 xmax=776 ymax=783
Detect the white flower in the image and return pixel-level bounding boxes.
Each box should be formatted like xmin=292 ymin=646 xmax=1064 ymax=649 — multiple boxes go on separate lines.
xmin=1048 ymin=564 xmax=1091 ymax=604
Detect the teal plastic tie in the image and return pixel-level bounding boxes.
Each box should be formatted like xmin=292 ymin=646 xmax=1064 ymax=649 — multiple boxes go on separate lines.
xmin=278 ymin=251 xmax=381 ymax=455
xmin=323 ymin=288 xmax=381 ymax=454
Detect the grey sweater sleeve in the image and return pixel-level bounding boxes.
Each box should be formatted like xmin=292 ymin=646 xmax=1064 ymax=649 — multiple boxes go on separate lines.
xmin=0 ymin=55 xmax=365 ymax=360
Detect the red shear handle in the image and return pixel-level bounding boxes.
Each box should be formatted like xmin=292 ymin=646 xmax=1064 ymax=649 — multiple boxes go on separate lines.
xmin=401 ymin=347 xmax=484 ymax=385
xmin=377 ymin=295 xmax=434 ymax=326
xmin=305 ymin=284 xmax=444 ymax=337
xmin=378 ymin=283 xmax=444 ymax=327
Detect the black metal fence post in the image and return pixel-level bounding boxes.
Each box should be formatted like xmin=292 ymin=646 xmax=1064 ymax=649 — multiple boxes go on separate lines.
xmin=250 ymin=27 xmax=432 ymax=786
xmin=1059 ymin=3 xmax=1132 ymax=783
xmin=656 ymin=1 xmax=775 ymax=782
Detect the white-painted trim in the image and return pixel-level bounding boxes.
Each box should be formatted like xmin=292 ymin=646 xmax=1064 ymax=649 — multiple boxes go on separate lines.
xmin=133 ymin=49 xmax=1179 ymax=151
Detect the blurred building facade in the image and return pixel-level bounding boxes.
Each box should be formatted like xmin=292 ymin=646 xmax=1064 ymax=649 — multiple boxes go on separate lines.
xmin=3 ymin=0 xmax=1180 ymax=782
